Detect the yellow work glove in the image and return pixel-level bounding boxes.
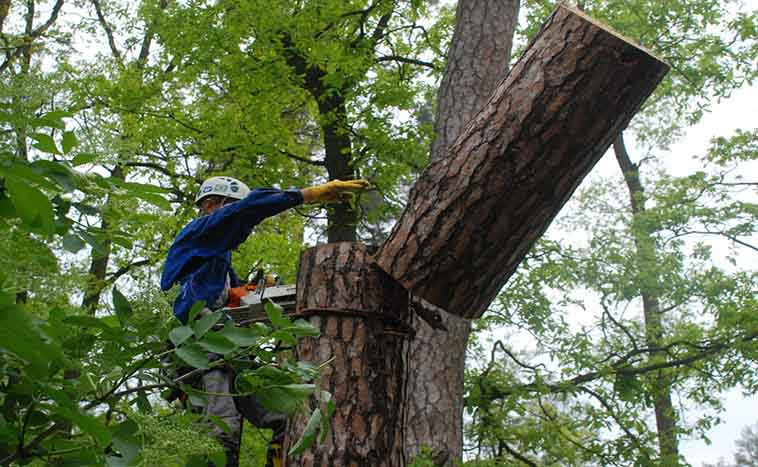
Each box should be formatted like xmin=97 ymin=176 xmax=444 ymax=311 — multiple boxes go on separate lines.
xmin=301 ymin=179 xmax=370 ymax=204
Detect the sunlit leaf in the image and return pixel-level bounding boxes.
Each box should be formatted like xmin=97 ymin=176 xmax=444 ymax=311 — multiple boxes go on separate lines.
xmin=61 ymin=131 xmax=78 ymax=154
xmin=169 ymin=325 xmax=194 ymax=347
xmin=30 ymin=132 xmax=60 ymax=155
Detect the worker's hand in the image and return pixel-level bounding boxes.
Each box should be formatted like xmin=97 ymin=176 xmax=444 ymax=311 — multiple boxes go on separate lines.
xmin=301 ymin=179 xmax=370 ymax=204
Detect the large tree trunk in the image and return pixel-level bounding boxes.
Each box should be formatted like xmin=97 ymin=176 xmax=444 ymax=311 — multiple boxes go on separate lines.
xmin=614 ymin=133 xmax=680 ymax=465
xmin=285 ymin=243 xmax=411 ymax=466
xmin=404 ymin=0 xmax=520 ymax=464
xmin=376 ymin=4 xmax=669 ymax=319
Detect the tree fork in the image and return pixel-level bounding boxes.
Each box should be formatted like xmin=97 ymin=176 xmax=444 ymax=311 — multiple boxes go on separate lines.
xmin=376 ymin=4 xmax=669 ymax=318
xmin=285 ymin=242 xmax=411 ymax=466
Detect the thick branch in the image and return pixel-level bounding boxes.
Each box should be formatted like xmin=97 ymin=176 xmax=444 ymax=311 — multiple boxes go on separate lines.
xmin=376 ymin=4 xmax=670 ymax=318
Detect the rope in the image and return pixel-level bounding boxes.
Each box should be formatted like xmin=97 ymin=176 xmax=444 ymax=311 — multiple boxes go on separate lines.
xmin=294 ymin=306 xmax=415 ymax=338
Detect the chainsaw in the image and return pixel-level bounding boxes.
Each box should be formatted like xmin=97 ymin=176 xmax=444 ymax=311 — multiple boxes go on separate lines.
xmin=223 ymin=270 xmax=297 ymax=325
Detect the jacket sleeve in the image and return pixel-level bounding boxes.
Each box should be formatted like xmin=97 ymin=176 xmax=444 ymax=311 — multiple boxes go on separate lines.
xmin=160 ymin=188 xmax=303 ymax=290
xmin=192 ymin=188 xmax=303 ymax=250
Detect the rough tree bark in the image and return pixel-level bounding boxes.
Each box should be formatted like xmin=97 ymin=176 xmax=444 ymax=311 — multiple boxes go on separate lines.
xmin=614 ymin=133 xmax=680 ymax=464
xmin=403 ymin=0 xmax=520 ymax=464
xmin=376 ymin=4 xmax=669 ymax=319
xmin=285 ymin=243 xmax=412 ymax=466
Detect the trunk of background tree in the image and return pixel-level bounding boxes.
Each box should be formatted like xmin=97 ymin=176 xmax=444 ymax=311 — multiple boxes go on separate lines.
xmin=285 ymin=243 xmax=411 ymax=466
xmin=403 ymin=1 xmax=520 ymax=464
xmin=80 ymin=165 xmax=123 ymax=314
xmin=319 ymin=95 xmax=358 ymax=243
xmin=376 ymin=4 xmax=669 ymax=319
xmin=614 ymin=134 xmax=680 ymax=465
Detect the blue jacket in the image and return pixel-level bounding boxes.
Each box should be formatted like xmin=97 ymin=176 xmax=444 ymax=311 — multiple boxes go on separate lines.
xmin=161 ymin=188 xmax=303 ymax=323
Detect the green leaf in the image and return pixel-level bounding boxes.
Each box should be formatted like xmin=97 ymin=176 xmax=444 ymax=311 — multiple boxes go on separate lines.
xmin=183 ymin=386 xmax=208 ymax=406
xmin=614 ymin=373 xmax=642 ymax=403
xmin=62 ymin=315 xmax=117 ymax=333
xmin=320 ymin=391 xmax=335 ymax=443
xmin=219 ymin=322 xmax=263 ymax=346
xmin=188 ymin=300 xmax=206 ymax=323
xmin=112 ymin=288 xmax=133 ymax=326
xmin=135 ymin=192 xmax=170 ymax=210
xmin=30 ymin=132 xmax=60 ymax=154
xmin=255 ymin=384 xmax=315 ymax=415
xmin=284 ymin=319 xmax=320 ymax=338
xmin=207 ymin=415 xmax=232 ymax=434
xmin=61 ymin=131 xmax=78 ymax=154
xmin=194 ymin=310 xmax=223 ymax=338
xmin=169 ymin=325 xmax=195 ymax=346
xmin=62 ymin=234 xmax=86 ymax=253
xmin=288 ymin=408 xmax=322 ymax=456
xmin=134 ymin=390 xmax=152 ymax=414
xmin=270 ymin=330 xmax=298 ymax=346
xmin=72 ymin=152 xmax=99 ymax=166
xmin=33 ymin=110 xmax=71 ymax=129
xmin=0 ymin=160 xmax=58 ymax=190
xmin=185 ymin=455 xmax=209 ymax=467
xmin=5 ymin=178 xmax=54 ymax=234
xmin=0 ymin=193 xmax=17 ymax=218
xmin=265 ymin=300 xmax=290 ymax=328
xmin=110 ymin=420 xmax=140 ymax=465
xmin=0 ymin=301 xmax=64 ymax=369
xmin=79 ymin=230 xmax=108 ymax=258
xmin=72 ymin=202 xmax=99 ymax=216
xmin=198 ymin=332 xmax=237 ymax=354
xmin=53 ymin=405 xmax=111 ymax=446
xmin=207 ymin=451 xmax=227 ymax=467
xmin=0 ymin=414 xmax=15 ymax=443
xmin=175 ymin=343 xmax=210 ymax=369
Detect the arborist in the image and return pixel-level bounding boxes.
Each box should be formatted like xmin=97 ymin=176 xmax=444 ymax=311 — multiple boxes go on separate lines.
xmin=160 ymin=176 xmax=369 ymax=467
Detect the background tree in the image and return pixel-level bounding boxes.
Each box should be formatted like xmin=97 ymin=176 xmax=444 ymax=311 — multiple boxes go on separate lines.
xmin=704 ymin=421 xmax=758 ymax=467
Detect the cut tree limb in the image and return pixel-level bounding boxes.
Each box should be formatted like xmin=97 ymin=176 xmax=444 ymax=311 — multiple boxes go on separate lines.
xmin=375 ymin=4 xmax=669 ymax=318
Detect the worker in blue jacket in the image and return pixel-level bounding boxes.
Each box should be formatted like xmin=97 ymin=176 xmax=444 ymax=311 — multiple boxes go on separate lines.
xmin=161 ymin=175 xmax=368 ymax=467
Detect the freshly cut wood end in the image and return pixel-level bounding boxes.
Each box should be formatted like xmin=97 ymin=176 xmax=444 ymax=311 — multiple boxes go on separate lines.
xmin=557 ymin=1 xmax=670 ymax=69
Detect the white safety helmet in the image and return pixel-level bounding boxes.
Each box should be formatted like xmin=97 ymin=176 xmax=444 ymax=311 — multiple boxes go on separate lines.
xmin=195 ymin=176 xmax=251 ymax=205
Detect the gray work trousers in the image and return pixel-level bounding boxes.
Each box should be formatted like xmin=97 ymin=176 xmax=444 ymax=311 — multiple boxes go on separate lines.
xmin=202 ymin=367 xmax=243 ymax=467
xmin=195 ymin=310 xmax=286 ymax=466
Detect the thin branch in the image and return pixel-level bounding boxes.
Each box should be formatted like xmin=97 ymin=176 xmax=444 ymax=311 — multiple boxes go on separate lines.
xmin=278 ymin=149 xmax=325 ymax=167
xmin=684 ymin=230 xmax=758 ymax=253
xmin=30 ymin=0 xmax=64 ymax=38
xmin=90 ymin=0 xmax=121 ymax=62
xmin=578 ymin=386 xmax=642 ymax=446
xmin=486 ymin=332 xmax=757 ymax=400
xmin=493 ymin=340 xmax=545 ymax=371
xmin=376 ymin=55 xmax=436 ymax=69
xmin=500 ymin=440 xmax=537 ymax=467
xmin=105 ymin=259 xmax=151 ymax=283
